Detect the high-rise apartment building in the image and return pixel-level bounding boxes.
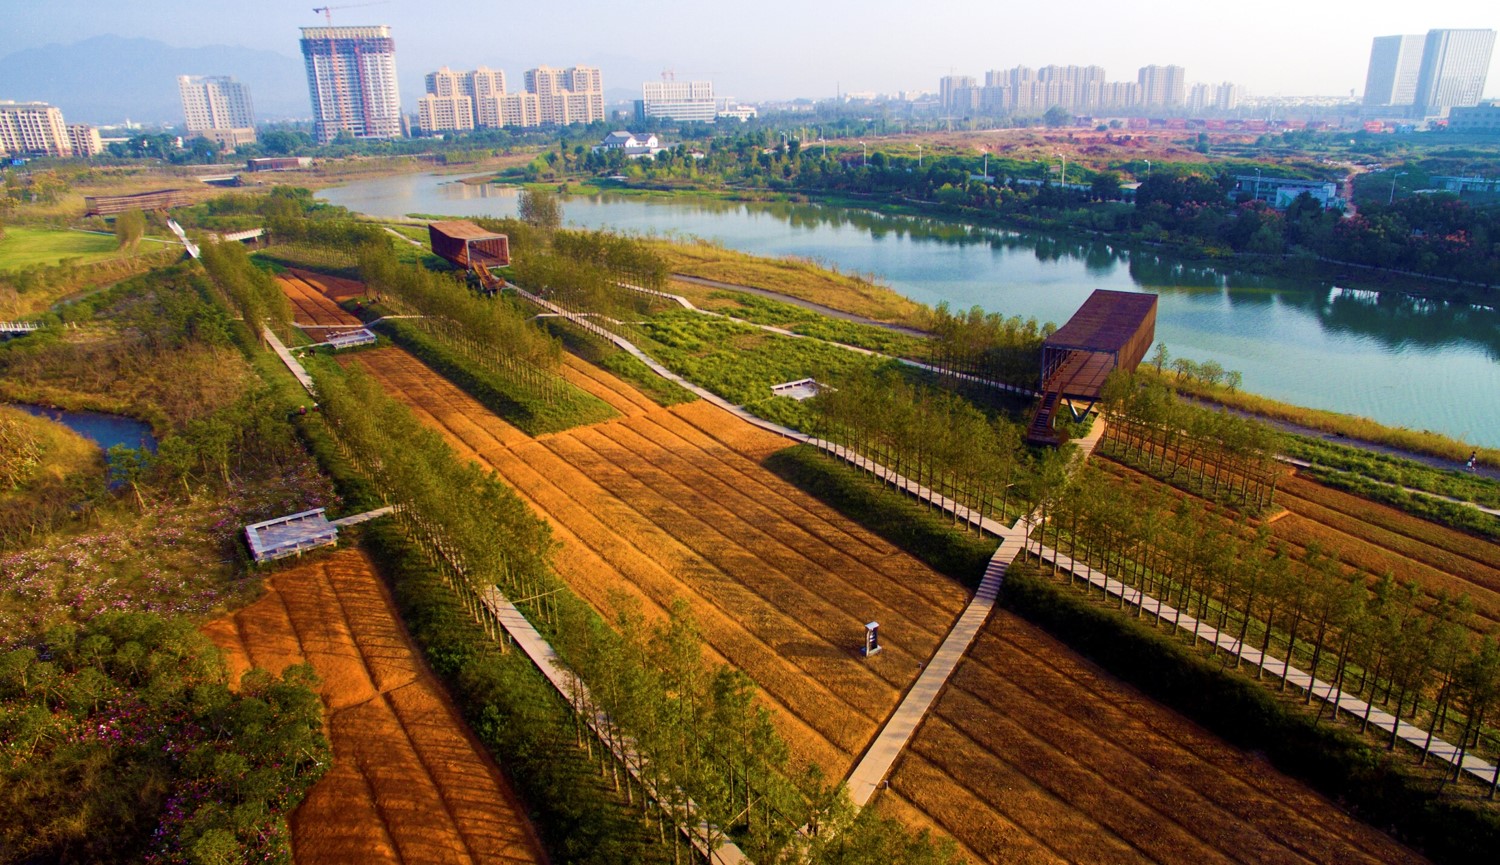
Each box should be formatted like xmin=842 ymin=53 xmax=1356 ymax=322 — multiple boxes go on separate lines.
xmin=1363 ymin=35 xmax=1427 ymax=110
xmin=943 ymin=64 xmax=1221 ymax=116
xmin=299 ymin=25 xmax=403 ymax=143
xmin=1412 ymin=28 xmax=1496 ymax=119
xmin=0 ymin=101 xmax=74 ymax=157
xmin=67 ymin=124 xmax=103 ymax=157
xmin=1138 ymin=65 xmax=1186 ymax=109
xmin=639 ymin=80 xmax=717 ymax=122
xmin=177 ymin=75 xmax=257 ymax=151
xmin=417 ymin=64 xmax=601 ymax=133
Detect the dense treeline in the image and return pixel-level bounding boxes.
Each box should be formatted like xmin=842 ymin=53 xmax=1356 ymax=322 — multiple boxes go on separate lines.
xmin=810 ymin=366 xmax=1042 ymax=528
xmin=358 ymin=243 xmax=624 ymax=430
xmin=1099 ymin=371 xmax=1281 ymax=508
xmin=550 ymin=228 xmax=671 ymax=290
xmin=922 ymin=301 xmax=1053 ymax=388
xmin=0 ymin=613 xmax=328 ymax=864
xmin=1040 ymin=462 xmax=1500 ymax=791
xmin=311 ymin=360 xmax=959 ymax=863
xmin=569 ymin=130 xmax=1498 ymax=287
xmin=197 ymin=239 xmax=292 ymax=343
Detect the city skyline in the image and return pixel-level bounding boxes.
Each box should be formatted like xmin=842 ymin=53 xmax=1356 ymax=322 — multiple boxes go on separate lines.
xmin=1 ymin=0 xmax=1496 ymax=113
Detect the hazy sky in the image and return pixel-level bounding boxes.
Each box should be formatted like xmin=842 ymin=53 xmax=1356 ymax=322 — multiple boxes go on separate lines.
xmin=2 ymin=0 xmax=1497 ymax=102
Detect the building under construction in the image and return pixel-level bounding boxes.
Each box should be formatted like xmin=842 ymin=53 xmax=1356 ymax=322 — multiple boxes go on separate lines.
xmin=428 ymin=220 xmax=511 ymax=289
xmin=1028 ymin=289 xmax=1158 ymax=445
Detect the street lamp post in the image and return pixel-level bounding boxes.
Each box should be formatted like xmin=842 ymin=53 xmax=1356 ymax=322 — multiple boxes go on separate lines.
xmin=1057 ymin=153 xmax=1067 ymax=186
xmin=980 ymin=146 xmax=988 ymax=182
xmin=1388 ymin=171 xmax=1407 ymax=205
xmin=860 ymin=140 xmax=867 ymax=167
xmin=916 ymin=143 xmax=922 ymax=168
xmin=1144 ymin=159 xmax=1151 ymax=178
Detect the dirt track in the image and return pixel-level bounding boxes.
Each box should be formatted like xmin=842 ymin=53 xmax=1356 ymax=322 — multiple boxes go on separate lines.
xmin=204 ymin=548 xmax=545 ymax=865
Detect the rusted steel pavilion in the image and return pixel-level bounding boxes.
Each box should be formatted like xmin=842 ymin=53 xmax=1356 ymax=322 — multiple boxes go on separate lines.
xmin=428 ymin=220 xmax=510 ymax=288
xmin=1028 ymin=289 xmax=1157 ymax=445
xmin=84 ymin=189 xmax=194 ymax=216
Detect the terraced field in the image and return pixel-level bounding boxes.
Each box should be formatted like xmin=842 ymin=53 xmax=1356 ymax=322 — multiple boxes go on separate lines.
xmin=883 ymin=610 xmax=1429 ymax=865
xmin=1095 ymin=455 xmax=1500 ymax=634
xmin=276 ymin=270 xmax=364 ymax=328
xmin=203 ymin=548 xmax=544 ymax=865
xmin=349 ymin=346 xmax=969 ymax=776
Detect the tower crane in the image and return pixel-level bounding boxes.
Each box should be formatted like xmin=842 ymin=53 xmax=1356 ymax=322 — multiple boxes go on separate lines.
xmin=311 ymin=1 xmax=388 ymax=25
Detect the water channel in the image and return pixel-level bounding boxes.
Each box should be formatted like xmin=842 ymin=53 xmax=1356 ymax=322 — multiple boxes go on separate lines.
xmin=319 ymin=173 xmax=1500 ymax=447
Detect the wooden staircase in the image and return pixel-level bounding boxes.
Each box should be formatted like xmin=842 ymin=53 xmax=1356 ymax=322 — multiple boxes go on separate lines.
xmin=1027 ymin=388 xmax=1065 ymax=445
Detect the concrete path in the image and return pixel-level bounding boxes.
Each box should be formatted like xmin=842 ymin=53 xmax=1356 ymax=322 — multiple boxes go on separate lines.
xmin=1184 ymin=393 xmax=1500 ymax=483
xmin=329 ymin=505 xmax=395 ymax=527
xmin=1278 ymin=454 xmax=1500 ymax=517
xmin=671 ymin=273 xmax=929 ymax=338
xmin=382 ymin=225 xmax=425 ymax=248
xmin=262 ymin=326 xmax=317 ymax=396
xmin=845 ymin=525 xmax=1026 ymax=806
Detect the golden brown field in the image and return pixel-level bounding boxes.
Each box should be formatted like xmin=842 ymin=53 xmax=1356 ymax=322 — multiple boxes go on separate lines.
xmin=349 ymin=346 xmax=968 ymax=776
xmin=1095 ymin=455 xmax=1500 ymax=635
xmin=882 ymin=610 xmax=1428 ymax=865
xmin=276 ymin=270 xmax=364 ymax=328
xmin=342 ymin=343 xmax=1435 ymax=862
xmin=203 ymin=549 xmax=545 ymax=865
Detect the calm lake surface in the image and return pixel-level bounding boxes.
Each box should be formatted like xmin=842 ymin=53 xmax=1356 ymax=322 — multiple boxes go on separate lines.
xmin=17 ymin=405 xmax=157 ymax=455
xmin=320 ymin=173 xmax=1500 ymax=447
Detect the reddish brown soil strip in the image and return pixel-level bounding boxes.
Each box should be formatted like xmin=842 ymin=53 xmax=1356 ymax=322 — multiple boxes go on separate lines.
xmin=205 ymin=549 xmax=545 ymax=865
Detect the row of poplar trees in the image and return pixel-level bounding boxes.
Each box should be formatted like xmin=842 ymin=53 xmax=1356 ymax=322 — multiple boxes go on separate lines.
xmin=311 ymin=361 xmax=950 ymax=861
xmin=1039 ymin=463 xmax=1500 ymax=792
xmin=808 ymin=366 xmax=1046 ymax=528
xmin=1099 ymin=371 xmax=1282 ymax=509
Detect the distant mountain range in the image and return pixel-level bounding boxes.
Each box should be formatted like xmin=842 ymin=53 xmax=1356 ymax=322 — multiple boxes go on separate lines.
xmin=0 ymin=35 xmax=309 ymax=125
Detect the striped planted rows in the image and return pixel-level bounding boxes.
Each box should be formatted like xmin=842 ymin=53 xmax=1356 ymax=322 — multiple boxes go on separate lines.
xmin=276 ymin=271 xmax=364 ymax=328
xmin=883 ymin=610 xmax=1428 ymax=865
xmin=349 ymin=347 xmax=969 ymax=777
xmin=203 ymin=548 xmax=545 ymax=865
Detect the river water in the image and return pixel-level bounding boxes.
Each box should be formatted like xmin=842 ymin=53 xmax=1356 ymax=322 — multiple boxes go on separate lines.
xmin=319 ymin=173 xmax=1500 ymax=447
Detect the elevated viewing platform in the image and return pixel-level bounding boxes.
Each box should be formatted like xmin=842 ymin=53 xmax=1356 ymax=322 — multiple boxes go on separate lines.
xmin=1029 ymin=289 xmax=1157 ymax=445
xmin=428 ymin=220 xmax=511 ymax=269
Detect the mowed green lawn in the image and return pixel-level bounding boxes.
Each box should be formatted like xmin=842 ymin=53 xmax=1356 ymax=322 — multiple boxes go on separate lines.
xmin=0 ymin=227 xmax=135 ymax=271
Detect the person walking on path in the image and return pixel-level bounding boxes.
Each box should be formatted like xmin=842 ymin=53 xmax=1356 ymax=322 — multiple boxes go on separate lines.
xmin=1468 ymin=450 xmax=1478 ymax=471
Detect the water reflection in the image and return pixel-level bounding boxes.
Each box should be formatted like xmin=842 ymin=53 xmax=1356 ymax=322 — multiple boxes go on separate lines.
xmin=318 ymin=174 xmax=1500 ymax=444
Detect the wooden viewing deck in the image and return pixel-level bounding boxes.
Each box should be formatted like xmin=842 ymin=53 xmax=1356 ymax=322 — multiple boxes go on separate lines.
xmin=1028 ymin=290 xmax=1157 ymax=445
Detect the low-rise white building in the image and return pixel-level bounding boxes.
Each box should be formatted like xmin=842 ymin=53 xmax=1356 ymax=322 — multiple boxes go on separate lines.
xmin=594 ymin=130 xmax=666 ymax=158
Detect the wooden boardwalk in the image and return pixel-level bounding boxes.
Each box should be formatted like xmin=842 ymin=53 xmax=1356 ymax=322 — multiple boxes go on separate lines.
xmin=262 ymin=326 xmax=317 ymax=396
xmin=513 ymin=292 xmax=1498 ymax=807
xmin=1033 ymin=543 xmax=1500 ymax=786
xmin=475 ymin=585 xmax=748 ymax=864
